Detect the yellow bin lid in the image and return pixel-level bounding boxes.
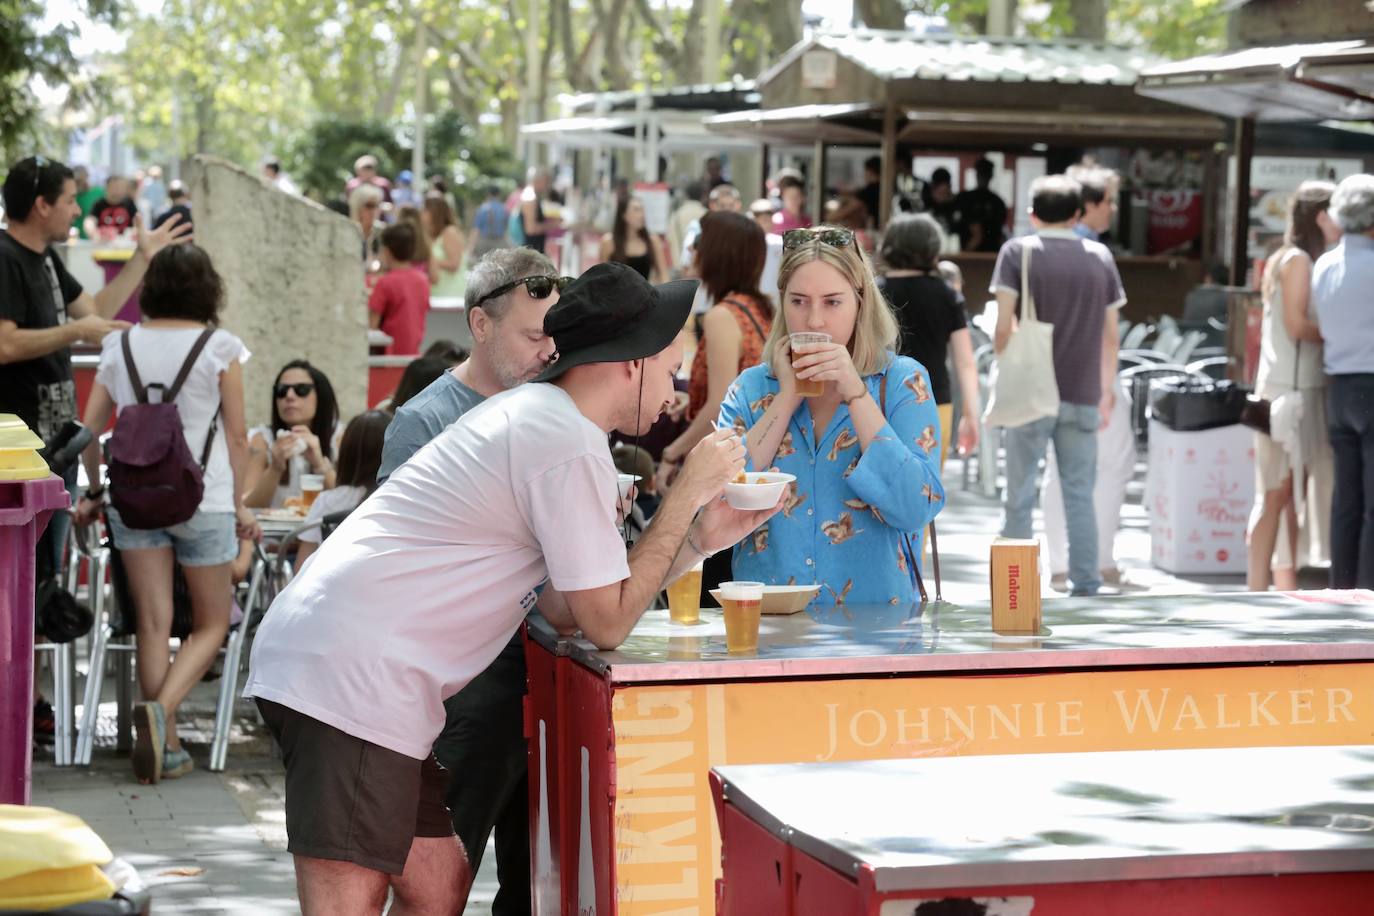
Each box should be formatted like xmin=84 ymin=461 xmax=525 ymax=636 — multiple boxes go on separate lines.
xmin=0 ymin=414 xmax=51 ymax=481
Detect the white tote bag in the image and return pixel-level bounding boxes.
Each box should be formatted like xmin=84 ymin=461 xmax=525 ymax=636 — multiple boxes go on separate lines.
xmin=983 ymin=240 xmax=1060 ymax=428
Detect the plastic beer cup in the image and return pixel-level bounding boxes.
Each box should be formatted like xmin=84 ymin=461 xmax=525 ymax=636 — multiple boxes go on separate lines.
xmin=719 ymin=581 xmax=765 ymax=653
xmin=789 ymin=332 xmax=831 ymax=397
xmin=667 ymin=562 xmax=704 ymax=625
xmin=300 ymin=474 xmax=324 ymax=510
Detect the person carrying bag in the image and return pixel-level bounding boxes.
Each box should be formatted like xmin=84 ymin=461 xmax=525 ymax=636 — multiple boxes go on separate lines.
xmin=983 ymin=240 xmax=1059 ymax=428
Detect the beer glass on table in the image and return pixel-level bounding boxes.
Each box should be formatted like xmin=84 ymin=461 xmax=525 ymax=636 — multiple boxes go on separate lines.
xmin=666 ymin=561 xmax=704 ymax=625
xmin=719 ymin=581 xmax=764 ymax=653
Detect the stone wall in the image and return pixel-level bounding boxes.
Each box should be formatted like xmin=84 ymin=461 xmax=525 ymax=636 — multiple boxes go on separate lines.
xmin=188 ymin=156 xmax=367 ymax=429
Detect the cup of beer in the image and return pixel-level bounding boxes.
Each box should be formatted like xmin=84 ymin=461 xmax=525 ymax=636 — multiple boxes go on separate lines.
xmin=300 ymin=474 xmax=325 ymax=510
xmin=666 ymin=561 xmax=704 ymax=625
xmin=789 ymin=332 xmax=831 ymax=397
xmin=719 ymin=581 xmax=764 ymax=653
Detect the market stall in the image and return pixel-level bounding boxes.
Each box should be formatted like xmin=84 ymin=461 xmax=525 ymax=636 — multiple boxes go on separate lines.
xmin=525 ymin=589 xmax=1374 ymax=915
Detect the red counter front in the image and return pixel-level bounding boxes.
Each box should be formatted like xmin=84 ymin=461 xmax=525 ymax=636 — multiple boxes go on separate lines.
xmin=524 ymin=591 xmax=1374 ymax=915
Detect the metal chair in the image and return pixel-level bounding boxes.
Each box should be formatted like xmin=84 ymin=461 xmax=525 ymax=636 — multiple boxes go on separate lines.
xmin=72 ymin=522 xmax=132 ymax=766
xmin=209 ymin=540 xmax=284 ymax=771
xmin=1170 ymin=329 xmax=1209 ymax=365
xmin=1121 ymin=322 xmax=1153 ymax=351
xmin=1186 ymin=355 xmax=1231 ymax=381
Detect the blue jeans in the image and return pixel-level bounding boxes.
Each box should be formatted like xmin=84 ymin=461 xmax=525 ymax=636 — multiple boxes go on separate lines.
xmin=1002 ymin=403 xmax=1101 ymax=595
xmin=1328 ymin=374 xmax=1374 ymax=588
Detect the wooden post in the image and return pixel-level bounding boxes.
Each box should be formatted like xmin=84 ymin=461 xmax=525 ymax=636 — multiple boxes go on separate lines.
xmin=811 ymin=137 xmax=827 ymax=224
xmin=880 ymin=102 xmax=898 ymax=229
xmin=760 ymin=143 xmax=771 ymax=198
xmin=1230 ymin=117 xmax=1255 ymax=287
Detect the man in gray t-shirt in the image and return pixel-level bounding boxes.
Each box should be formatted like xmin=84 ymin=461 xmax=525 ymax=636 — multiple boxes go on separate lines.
xmin=990 ymin=175 xmax=1123 ymax=597
xmin=378 ymin=248 xmax=558 ymax=914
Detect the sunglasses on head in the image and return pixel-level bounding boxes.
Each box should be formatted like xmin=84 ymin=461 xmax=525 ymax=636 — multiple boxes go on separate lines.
xmin=471 ymin=275 xmax=572 ymax=310
xmin=782 ymin=227 xmax=856 ymax=251
xmin=30 ymin=155 xmax=49 ymax=197
xmin=275 ymin=382 xmax=315 ymax=399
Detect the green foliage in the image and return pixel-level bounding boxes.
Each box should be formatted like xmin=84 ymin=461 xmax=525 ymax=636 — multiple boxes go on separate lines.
xmin=288 ymin=119 xmax=405 ymax=202
xmin=0 ymin=0 xmax=119 ymax=162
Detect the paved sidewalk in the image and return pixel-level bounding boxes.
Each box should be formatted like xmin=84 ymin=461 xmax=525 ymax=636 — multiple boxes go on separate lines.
xmin=32 ymin=454 xmax=1310 ymax=913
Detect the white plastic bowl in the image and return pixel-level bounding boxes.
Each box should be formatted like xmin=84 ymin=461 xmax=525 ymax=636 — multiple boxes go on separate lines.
xmin=724 ymin=471 xmax=795 ymax=510
xmin=617 ymin=474 xmax=641 ymax=500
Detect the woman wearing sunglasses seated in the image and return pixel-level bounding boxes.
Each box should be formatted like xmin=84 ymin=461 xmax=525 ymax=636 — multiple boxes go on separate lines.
xmin=244 ymin=360 xmax=342 ymax=509
xmin=716 ymin=226 xmax=947 ymax=608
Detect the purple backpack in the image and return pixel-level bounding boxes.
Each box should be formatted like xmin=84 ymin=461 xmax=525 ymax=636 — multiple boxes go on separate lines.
xmin=107 ymin=328 xmax=220 ymax=530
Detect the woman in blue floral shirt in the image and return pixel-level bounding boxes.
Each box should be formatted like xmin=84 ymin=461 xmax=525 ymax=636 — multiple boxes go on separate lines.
xmin=717 ymin=226 xmax=946 ymax=607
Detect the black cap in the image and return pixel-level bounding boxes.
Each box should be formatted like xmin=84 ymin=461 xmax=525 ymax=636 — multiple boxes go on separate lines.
xmin=534 ymin=262 xmax=697 ymax=382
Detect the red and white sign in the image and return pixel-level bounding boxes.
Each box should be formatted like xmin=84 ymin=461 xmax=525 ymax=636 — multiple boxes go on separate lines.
xmin=1145 ymin=190 xmax=1203 ymax=256
xmin=1146 ymin=421 xmax=1254 ymax=574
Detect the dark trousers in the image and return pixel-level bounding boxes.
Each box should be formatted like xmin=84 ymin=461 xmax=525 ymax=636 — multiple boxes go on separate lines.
xmin=433 ymin=632 xmax=531 ymax=916
xmin=1328 ymin=374 xmax=1374 ymax=588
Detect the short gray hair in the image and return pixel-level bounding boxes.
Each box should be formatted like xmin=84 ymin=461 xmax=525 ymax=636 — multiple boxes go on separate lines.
xmin=465 ymin=248 xmax=557 ymax=324
xmin=1331 ymin=174 xmax=1374 ymax=234
xmin=880 ymin=213 xmax=944 ymax=272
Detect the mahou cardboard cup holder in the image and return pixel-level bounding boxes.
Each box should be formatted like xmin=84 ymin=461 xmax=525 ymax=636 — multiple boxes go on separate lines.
xmin=991 ymin=537 xmax=1041 ymax=634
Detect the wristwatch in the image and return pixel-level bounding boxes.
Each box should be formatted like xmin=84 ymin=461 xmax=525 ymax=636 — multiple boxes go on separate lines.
xmin=84 ymin=486 xmax=106 ymax=501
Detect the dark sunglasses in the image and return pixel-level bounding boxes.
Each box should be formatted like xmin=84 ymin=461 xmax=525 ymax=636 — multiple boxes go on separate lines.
xmin=782 ymin=227 xmax=855 ymax=251
xmin=275 ymin=382 xmax=315 ymax=399
xmin=471 ymin=275 xmax=572 ymax=310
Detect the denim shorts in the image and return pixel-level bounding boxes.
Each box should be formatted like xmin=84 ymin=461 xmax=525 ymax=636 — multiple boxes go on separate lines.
xmin=106 ymin=506 xmax=238 ymax=566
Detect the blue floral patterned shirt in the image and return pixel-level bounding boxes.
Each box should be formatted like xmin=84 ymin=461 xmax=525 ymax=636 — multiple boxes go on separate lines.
xmin=717 ymin=353 xmax=946 ymax=607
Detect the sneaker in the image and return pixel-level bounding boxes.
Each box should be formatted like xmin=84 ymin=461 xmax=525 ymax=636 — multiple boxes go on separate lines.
xmin=133 ymin=702 xmax=165 ymax=784
xmin=32 ymin=700 xmax=55 ymax=746
xmin=1049 ymin=574 xmax=1069 ymax=593
xmin=162 ymin=746 xmax=195 ymax=780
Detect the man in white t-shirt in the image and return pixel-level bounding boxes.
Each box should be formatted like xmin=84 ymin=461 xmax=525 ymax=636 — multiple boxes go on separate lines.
xmin=243 ymin=261 xmax=782 ymax=914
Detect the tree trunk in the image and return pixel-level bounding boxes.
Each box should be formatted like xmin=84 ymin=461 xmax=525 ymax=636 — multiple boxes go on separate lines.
xmin=768 ymin=0 xmax=802 ymax=58
xmin=602 ymin=0 xmax=633 ymax=89
xmin=1067 ymin=0 xmax=1107 ymax=40
xmin=854 ymin=0 xmax=905 ymax=30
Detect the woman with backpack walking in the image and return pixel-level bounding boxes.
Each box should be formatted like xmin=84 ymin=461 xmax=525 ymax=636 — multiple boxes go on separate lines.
xmin=75 ymin=244 xmax=256 ymax=784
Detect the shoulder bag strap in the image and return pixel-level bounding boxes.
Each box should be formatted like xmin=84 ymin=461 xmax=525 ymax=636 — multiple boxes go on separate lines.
xmin=880 ymin=372 xmax=943 ymax=603
xmin=1020 ymin=239 xmax=1036 ymax=324
xmin=722 ymin=296 xmax=767 ymax=341
xmin=120 ymin=330 xmax=149 ymax=404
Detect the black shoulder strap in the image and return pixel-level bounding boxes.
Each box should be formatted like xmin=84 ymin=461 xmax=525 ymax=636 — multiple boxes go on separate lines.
xmin=165 ymin=328 xmax=217 ymax=402
xmin=121 ymin=331 xmax=148 ymax=404
xmin=880 ymin=370 xmax=943 ymax=603
xmin=722 ymin=296 xmax=767 ymax=341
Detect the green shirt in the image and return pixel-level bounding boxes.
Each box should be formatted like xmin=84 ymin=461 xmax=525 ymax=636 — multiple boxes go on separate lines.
xmin=75 ymin=187 xmax=104 ymax=239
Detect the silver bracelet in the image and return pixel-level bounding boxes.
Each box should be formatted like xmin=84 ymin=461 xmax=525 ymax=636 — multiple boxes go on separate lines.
xmin=686 ymin=514 xmax=715 ymax=559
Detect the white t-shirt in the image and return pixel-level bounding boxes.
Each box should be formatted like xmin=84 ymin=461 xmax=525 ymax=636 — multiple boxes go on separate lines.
xmin=244 ymin=383 xmax=631 ymax=759
xmin=96 ymin=326 xmax=250 ymax=513
xmin=297 ymin=485 xmax=367 ymax=544
xmin=248 ymin=422 xmax=344 ymax=509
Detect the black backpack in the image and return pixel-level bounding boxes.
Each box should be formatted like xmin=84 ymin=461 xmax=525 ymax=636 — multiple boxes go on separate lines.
xmin=107 ymin=328 xmax=220 ymax=531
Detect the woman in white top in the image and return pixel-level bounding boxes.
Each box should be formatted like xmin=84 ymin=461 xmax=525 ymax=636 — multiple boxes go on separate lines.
xmin=75 ymin=244 xmax=255 ymax=783
xmin=244 ymin=360 xmax=341 ymax=508
xmin=1247 ymin=181 xmax=1340 ymax=591
xmin=295 ymin=409 xmax=392 ymax=566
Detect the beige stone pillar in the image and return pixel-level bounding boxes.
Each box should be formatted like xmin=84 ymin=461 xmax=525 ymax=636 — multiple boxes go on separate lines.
xmin=188 ymin=156 xmax=368 ymax=429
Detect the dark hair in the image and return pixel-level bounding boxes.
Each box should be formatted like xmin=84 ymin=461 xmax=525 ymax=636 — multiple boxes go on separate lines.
xmin=695 ymin=211 xmax=769 ymax=308
xmin=422 ymin=339 xmax=469 ymax=366
xmin=485 ymin=185 xmax=501 ymax=198
xmin=393 ymin=205 xmax=430 ymax=267
xmin=423 ymin=195 xmax=457 ymax=235
xmin=684 ymin=180 xmax=706 ymax=204
xmin=263 ymin=160 xmax=281 ymax=176
xmin=381 ymin=222 xmax=417 ymax=262
xmin=1207 ymin=261 xmax=1229 ymax=285
xmin=390 ymin=357 xmax=449 ymax=412
xmin=270 ymin=359 xmax=339 ymax=456
xmin=776 ymin=172 xmax=805 ymax=194
xmin=1030 ymin=175 xmax=1083 ymax=224
xmin=325 ymin=198 xmax=350 ymax=217
xmin=140 ymin=244 xmax=224 ymax=323
xmin=612 ymin=196 xmax=652 ymax=263
xmin=1264 ymin=180 xmax=1336 ymax=300
xmin=864 ymin=156 xmax=881 ymax=174
xmin=3 ymin=156 xmax=74 ymax=222
xmin=975 ymin=158 xmax=995 ymax=180
xmin=930 ymin=167 xmax=952 ymax=186
xmin=168 ymin=184 xmax=187 ymax=201
xmin=334 ymin=409 xmax=391 ymax=493
xmin=881 ymin=214 xmax=944 ymax=272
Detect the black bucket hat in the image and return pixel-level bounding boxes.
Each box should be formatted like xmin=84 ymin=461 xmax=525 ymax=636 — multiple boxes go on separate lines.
xmin=534 ymin=261 xmax=697 ymax=382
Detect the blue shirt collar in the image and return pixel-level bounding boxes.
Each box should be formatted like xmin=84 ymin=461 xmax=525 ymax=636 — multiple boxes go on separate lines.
xmin=1341 ymin=233 xmax=1374 ymax=252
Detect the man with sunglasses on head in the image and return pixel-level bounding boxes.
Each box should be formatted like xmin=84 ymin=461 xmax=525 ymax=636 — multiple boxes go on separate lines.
xmin=374 ymin=247 xmax=562 ymax=915
xmin=2 ymin=154 xmax=191 ymax=743
xmin=244 ymin=261 xmax=781 ymax=915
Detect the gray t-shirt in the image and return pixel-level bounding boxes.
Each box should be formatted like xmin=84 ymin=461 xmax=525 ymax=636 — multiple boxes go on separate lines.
xmin=991 ymin=229 xmax=1125 ymax=406
xmin=377 ymin=371 xmax=486 ymax=483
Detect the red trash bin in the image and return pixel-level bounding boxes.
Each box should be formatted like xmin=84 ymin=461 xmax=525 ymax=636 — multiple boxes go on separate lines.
xmin=0 ymin=416 xmax=71 ymax=805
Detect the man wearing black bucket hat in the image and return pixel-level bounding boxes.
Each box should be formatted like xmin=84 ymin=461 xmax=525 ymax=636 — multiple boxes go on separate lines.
xmin=244 ymin=261 xmax=783 ymax=915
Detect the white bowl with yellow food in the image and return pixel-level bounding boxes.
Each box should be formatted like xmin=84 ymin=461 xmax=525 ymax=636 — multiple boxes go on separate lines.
xmin=723 ymin=471 xmax=795 ymax=510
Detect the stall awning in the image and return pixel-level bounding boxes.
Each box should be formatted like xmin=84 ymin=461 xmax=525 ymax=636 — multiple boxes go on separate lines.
xmin=702 ymin=103 xmax=881 ymax=144
xmin=521 ymin=112 xmax=760 ymax=152
xmin=520 ymin=116 xmax=640 ymax=150
xmin=1136 ymin=40 xmax=1374 ymax=122
xmin=898 ymin=107 xmax=1224 ymax=146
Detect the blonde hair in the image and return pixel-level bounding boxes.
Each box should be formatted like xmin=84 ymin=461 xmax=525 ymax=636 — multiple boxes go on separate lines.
xmin=763 ymin=227 xmax=898 ymax=377
xmin=348 ymin=183 xmax=384 ymax=221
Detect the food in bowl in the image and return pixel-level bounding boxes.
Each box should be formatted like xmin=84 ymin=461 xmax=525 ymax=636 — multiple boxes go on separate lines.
xmin=724 ymin=471 xmax=795 ymax=510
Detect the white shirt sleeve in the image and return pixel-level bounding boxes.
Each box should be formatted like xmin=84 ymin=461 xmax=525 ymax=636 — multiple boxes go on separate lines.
xmin=526 ymin=455 xmax=630 ymax=592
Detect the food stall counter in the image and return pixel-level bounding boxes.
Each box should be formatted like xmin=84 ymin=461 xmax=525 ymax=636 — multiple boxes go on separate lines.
xmin=524 ymin=590 xmax=1374 ymax=915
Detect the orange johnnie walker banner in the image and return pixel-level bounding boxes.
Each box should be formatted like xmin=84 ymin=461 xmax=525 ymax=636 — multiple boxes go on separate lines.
xmin=610 ymin=663 xmax=1374 ymax=915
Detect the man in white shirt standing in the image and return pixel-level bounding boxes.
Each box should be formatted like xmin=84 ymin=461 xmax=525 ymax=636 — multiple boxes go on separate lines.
xmin=243 ymin=261 xmax=782 ymax=915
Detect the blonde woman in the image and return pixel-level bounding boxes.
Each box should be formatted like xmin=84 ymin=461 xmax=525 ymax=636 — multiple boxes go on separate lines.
xmin=716 ymin=226 xmax=946 ymax=607
xmin=1247 ymin=180 xmax=1339 ymax=590
xmin=349 ymin=183 xmax=384 ymax=263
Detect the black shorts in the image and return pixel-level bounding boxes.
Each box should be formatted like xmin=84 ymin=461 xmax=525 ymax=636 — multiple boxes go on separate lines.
xmin=256 ymin=699 xmax=454 ymax=876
